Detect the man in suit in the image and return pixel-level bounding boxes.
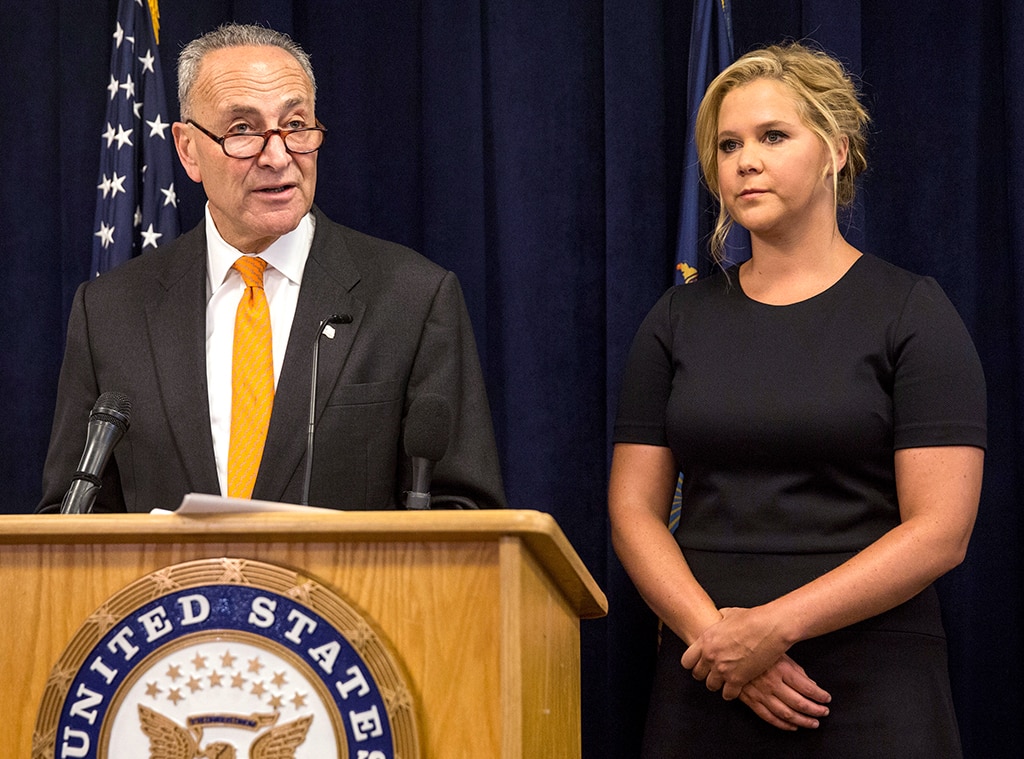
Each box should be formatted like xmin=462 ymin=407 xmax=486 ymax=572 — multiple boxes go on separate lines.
xmin=38 ymin=23 xmax=505 ymax=513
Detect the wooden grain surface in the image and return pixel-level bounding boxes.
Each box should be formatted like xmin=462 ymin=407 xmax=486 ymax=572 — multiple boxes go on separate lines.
xmin=0 ymin=510 xmax=605 ymax=758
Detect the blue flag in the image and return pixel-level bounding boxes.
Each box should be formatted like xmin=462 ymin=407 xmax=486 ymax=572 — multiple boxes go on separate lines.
xmin=675 ymin=0 xmax=740 ymax=287
xmin=671 ymin=0 xmax=738 ymax=532
xmin=91 ymin=0 xmax=179 ymax=276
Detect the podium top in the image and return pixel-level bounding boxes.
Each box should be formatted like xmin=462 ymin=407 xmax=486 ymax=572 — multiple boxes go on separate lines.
xmin=0 ymin=508 xmax=607 ymax=618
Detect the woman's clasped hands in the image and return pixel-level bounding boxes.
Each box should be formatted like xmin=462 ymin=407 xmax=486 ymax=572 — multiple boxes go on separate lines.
xmin=682 ymin=606 xmax=832 ymax=731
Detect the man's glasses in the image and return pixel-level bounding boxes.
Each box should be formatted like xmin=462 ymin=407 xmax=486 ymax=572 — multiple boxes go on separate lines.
xmin=187 ymin=119 xmax=326 ymax=159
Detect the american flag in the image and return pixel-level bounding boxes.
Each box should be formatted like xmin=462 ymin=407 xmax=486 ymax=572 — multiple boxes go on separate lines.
xmin=91 ymin=0 xmax=179 ymax=276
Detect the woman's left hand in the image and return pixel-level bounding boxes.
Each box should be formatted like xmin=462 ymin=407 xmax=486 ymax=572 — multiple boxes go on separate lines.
xmin=681 ymin=606 xmax=790 ymax=699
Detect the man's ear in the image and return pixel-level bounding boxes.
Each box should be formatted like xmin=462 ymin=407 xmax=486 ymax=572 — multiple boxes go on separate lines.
xmin=172 ymin=122 xmax=203 ymax=183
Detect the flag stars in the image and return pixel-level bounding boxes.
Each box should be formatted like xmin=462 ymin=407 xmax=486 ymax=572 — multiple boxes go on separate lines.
xmin=95 ymin=222 xmax=115 ymax=249
xmin=119 ymin=74 xmax=135 ymax=100
xmin=139 ymin=49 xmax=156 ymax=74
xmin=101 ymin=122 xmax=117 ymax=147
xmin=161 ymin=182 xmax=178 ymax=208
xmin=147 ymin=114 xmax=170 ymax=139
xmin=141 ymin=223 xmax=163 ymax=249
xmin=97 ymin=172 xmax=127 ymax=199
xmin=113 ymin=124 xmax=133 ymax=149
xmin=108 ymin=172 xmax=127 ymax=198
xmin=94 ymin=1 xmax=180 ymax=273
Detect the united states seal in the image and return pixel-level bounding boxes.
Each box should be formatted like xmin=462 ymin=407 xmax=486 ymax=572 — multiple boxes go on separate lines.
xmin=32 ymin=558 xmax=419 ymax=759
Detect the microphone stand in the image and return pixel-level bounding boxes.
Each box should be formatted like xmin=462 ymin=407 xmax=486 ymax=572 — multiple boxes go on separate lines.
xmin=301 ymin=314 xmax=350 ymax=505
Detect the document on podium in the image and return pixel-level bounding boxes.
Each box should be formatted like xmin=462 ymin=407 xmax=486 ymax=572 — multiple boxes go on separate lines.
xmin=153 ymin=493 xmax=336 ymax=515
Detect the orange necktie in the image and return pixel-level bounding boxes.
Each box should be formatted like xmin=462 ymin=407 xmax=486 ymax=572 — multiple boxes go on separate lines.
xmin=227 ymin=256 xmax=274 ymax=499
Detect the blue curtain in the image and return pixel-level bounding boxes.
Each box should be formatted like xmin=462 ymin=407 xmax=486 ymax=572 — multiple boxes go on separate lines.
xmin=1 ymin=1 xmax=1020 ymax=756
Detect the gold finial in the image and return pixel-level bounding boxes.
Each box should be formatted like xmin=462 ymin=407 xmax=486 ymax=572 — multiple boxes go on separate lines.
xmin=148 ymin=0 xmax=162 ymax=44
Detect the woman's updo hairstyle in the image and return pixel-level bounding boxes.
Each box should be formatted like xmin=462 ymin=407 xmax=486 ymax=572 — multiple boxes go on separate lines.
xmin=694 ymin=42 xmax=869 ymax=264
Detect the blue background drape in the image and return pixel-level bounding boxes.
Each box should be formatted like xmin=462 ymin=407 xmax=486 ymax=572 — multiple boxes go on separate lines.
xmin=1 ymin=1 xmax=1020 ymax=756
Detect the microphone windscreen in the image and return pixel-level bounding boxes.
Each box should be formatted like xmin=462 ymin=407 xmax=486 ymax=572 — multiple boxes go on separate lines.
xmin=92 ymin=391 xmax=132 ymax=430
xmin=404 ymin=393 xmax=452 ymax=462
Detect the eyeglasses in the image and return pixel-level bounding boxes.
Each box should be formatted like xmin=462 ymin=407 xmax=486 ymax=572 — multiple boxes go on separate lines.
xmin=187 ymin=119 xmax=326 ymax=159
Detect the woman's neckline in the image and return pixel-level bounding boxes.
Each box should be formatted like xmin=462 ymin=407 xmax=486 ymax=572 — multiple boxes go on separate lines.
xmin=735 ymin=251 xmax=865 ymax=307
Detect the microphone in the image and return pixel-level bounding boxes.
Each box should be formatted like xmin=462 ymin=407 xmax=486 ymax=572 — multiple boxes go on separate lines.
xmin=403 ymin=394 xmax=452 ymax=510
xmin=301 ymin=314 xmax=352 ymax=505
xmin=60 ymin=391 xmax=132 ymax=514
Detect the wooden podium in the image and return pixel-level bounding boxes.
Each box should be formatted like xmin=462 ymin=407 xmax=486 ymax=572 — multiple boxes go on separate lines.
xmin=0 ymin=509 xmax=606 ymax=758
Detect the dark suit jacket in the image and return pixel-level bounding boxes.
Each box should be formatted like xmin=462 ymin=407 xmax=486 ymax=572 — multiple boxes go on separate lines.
xmin=39 ymin=207 xmax=505 ymax=512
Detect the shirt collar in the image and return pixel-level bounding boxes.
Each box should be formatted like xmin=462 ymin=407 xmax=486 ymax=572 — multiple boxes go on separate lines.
xmin=205 ymin=205 xmax=315 ymax=290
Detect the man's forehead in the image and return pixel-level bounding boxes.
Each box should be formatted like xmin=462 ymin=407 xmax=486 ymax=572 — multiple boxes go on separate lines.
xmin=195 ymin=45 xmax=311 ymax=89
xmin=190 ymin=46 xmax=314 ymax=111
xmin=219 ymin=96 xmax=310 ymax=116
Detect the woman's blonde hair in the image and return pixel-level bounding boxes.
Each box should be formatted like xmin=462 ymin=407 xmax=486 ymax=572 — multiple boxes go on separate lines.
xmin=694 ymin=42 xmax=869 ymax=264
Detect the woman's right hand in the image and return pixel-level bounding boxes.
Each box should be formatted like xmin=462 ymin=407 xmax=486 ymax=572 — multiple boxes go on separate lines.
xmin=738 ymin=655 xmax=831 ymax=730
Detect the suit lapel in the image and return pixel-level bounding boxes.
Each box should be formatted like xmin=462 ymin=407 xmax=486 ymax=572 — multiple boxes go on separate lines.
xmin=145 ymin=224 xmax=222 ymax=495
xmin=255 ymin=211 xmax=365 ymax=503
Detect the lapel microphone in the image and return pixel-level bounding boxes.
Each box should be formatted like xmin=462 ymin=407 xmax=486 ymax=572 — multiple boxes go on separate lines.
xmin=301 ymin=314 xmax=352 ymax=506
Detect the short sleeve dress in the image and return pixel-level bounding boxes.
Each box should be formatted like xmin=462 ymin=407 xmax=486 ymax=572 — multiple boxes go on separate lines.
xmin=614 ymin=254 xmax=987 ymax=758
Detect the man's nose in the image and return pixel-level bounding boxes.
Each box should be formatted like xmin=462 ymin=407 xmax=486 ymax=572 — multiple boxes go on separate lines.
xmin=257 ymin=131 xmax=291 ymax=166
xmin=736 ymin=144 xmax=763 ymax=174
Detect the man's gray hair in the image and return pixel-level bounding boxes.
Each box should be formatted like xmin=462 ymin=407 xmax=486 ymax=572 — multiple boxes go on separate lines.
xmin=177 ymin=23 xmax=316 ymax=120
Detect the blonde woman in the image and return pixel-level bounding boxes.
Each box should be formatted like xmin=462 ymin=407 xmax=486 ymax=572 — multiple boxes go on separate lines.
xmin=610 ymin=42 xmax=985 ymax=757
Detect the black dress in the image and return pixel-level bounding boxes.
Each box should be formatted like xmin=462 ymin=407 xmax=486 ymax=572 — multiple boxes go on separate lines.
xmin=614 ymin=254 xmax=987 ymax=758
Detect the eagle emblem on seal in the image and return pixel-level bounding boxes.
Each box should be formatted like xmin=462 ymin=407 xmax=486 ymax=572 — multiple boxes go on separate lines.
xmin=137 ymin=705 xmax=312 ymax=759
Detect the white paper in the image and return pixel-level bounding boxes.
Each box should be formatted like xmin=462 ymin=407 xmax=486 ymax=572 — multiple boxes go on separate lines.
xmin=151 ymin=493 xmax=335 ymax=515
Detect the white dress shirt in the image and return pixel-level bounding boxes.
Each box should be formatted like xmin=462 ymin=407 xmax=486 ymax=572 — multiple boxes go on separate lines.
xmin=205 ymin=207 xmax=315 ymax=496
